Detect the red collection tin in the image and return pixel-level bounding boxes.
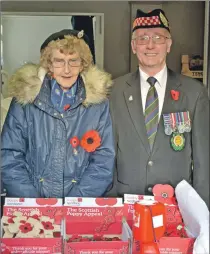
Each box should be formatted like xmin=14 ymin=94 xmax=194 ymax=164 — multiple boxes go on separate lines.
xmin=133 ymin=199 xmax=166 ymax=254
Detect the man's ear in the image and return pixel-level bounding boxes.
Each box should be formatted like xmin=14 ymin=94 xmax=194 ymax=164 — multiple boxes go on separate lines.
xmin=131 ymin=40 xmax=136 ymax=54
xmin=166 ymin=39 xmax=172 ymax=53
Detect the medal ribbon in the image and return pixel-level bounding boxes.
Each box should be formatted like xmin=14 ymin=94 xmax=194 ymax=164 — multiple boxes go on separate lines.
xmin=171 ymin=113 xmax=176 ymax=131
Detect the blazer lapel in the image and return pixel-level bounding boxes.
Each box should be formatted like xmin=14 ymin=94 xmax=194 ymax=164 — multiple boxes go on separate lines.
xmin=124 ymin=70 xmax=150 ymax=155
xmin=152 ymin=69 xmax=183 ymax=154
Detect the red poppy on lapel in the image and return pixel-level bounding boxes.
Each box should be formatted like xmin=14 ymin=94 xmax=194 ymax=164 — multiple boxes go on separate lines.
xmin=70 ymin=136 xmax=80 ymax=148
xmin=170 ymin=90 xmax=180 ymax=101
xmin=81 ymin=130 xmax=101 ymax=152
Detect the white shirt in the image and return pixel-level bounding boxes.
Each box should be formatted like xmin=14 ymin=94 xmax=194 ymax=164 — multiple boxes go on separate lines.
xmin=139 ymin=65 xmax=167 ymax=120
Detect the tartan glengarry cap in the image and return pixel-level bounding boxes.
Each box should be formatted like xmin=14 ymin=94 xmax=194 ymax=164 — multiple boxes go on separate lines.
xmin=133 ymin=9 xmax=170 ymax=33
xmin=40 ymin=29 xmax=90 ymax=51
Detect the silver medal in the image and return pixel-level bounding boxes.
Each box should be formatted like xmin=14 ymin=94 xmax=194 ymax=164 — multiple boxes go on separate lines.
xmin=165 ymin=126 xmax=172 ymax=135
xmin=178 ymin=124 xmax=185 ymax=133
xmin=185 ymin=124 xmax=191 ymax=132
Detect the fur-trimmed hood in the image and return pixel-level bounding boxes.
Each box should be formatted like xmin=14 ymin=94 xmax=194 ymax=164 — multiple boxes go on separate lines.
xmin=8 ymin=64 xmax=113 ymax=107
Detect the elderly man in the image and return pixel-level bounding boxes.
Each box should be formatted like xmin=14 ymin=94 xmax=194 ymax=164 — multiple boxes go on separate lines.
xmin=108 ymin=9 xmax=209 ymax=206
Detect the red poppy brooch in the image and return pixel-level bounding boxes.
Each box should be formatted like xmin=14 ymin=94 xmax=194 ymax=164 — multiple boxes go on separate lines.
xmin=170 ymin=90 xmax=180 ymax=101
xmin=64 ymin=104 xmax=71 ymax=111
xmin=80 ymin=130 xmax=101 ymax=152
xmin=70 ymin=136 xmax=80 ymax=155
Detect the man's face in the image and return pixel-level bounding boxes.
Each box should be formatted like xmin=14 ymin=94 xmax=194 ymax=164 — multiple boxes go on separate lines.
xmin=131 ymin=28 xmax=172 ymax=74
xmin=49 ymin=49 xmax=83 ymax=91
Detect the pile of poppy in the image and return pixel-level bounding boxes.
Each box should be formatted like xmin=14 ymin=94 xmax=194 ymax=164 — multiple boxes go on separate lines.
xmin=164 ymin=220 xmax=188 ymax=238
xmin=67 ymin=234 xmax=121 ymax=242
xmin=153 ymin=184 xmax=188 ymax=238
xmin=2 ymin=212 xmax=61 ymax=238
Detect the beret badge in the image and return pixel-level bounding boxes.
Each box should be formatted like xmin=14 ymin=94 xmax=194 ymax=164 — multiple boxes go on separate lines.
xmin=160 ymin=12 xmax=169 ymax=28
xmin=77 ymin=30 xmax=84 ymax=39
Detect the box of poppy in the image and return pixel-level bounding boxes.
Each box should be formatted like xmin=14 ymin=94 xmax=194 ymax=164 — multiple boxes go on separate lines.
xmin=123 ymin=184 xmax=195 ymax=254
xmin=63 ymin=197 xmax=130 ymax=253
xmin=1 ymin=197 xmax=63 ymax=254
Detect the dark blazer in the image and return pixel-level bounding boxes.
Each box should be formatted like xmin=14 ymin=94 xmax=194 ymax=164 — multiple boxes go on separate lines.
xmin=108 ymin=68 xmax=209 ymax=207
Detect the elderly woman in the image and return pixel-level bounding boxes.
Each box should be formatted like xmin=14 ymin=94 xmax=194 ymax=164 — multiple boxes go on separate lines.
xmin=1 ymin=29 xmax=115 ymax=198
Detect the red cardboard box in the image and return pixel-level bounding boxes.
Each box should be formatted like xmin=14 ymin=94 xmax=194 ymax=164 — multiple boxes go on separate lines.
xmin=64 ymin=197 xmax=130 ymax=254
xmin=1 ymin=238 xmax=62 ymax=254
xmin=1 ymin=198 xmax=63 ymax=254
xmin=123 ymin=194 xmax=195 ymax=254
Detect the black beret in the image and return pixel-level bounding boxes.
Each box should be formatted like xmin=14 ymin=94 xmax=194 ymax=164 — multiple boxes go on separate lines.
xmin=40 ymin=29 xmax=90 ymax=51
xmin=133 ymin=9 xmax=170 ymax=33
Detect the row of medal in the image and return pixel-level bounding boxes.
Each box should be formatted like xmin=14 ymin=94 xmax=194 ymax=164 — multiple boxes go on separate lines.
xmin=163 ymin=111 xmax=191 ymax=135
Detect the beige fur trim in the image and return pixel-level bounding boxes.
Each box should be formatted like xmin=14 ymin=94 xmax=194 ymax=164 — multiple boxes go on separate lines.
xmin=82 ymin=66 xmax=113 ymax=107
xmin=8 ymin=63 xmax=45 ymax=105
xmin=8 ymin=64 xmax=112 ymax=106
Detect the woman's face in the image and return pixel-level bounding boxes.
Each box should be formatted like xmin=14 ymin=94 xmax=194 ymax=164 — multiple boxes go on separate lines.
xmin=49 ymin=49 xmax=83 ymax=91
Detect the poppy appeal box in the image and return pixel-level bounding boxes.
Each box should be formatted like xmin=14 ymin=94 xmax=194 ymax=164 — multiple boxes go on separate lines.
xmin=63 ymin=197 xmax=130 ymax=253
xmin=1 ymin=198 xmax=63 ymax=254
xmin=123 ymin=184 xmax=195 ymax=254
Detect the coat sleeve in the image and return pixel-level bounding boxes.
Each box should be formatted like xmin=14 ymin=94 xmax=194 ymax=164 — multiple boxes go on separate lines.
xmin=1 ymin=99 xmax=40 ymax=198
xmin=67 ymin=100 xmax=115 ymax=197
xmin=192 ymin=86 xmax=209 ymax=207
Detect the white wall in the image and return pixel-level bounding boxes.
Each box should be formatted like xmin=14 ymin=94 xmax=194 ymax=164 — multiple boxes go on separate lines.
xmin=2 ymin=15 xmax=73 ymax=77
xmin=2 ymin=2 xmax=131 ymax=79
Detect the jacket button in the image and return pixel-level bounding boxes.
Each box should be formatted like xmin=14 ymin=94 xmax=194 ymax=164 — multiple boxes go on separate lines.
xmin=148 ymin=187 xmax=153 ymax=193
xmin=148 ymin=160 xmax=153 ymax=166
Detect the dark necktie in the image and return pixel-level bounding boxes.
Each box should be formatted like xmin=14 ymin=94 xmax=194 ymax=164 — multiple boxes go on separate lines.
xmin=145 ymin=77 xmax=159 ymax=150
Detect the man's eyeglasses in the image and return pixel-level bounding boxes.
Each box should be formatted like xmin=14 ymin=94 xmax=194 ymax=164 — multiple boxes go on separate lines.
xmin=52 ymin=58 xmax=82 ymax=68
xmin=133 ymin=35 xmax=171 ymax=45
